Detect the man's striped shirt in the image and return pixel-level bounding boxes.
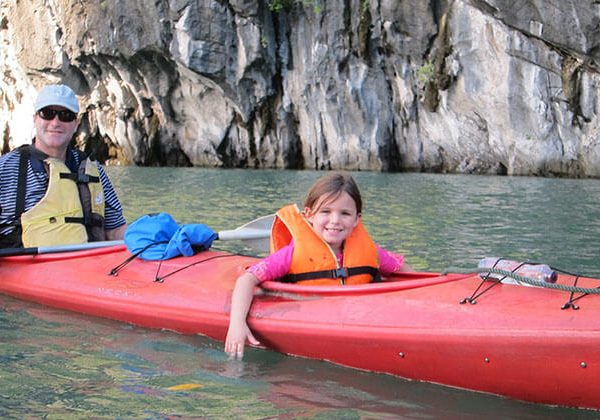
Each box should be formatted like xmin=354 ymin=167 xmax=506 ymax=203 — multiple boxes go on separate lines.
xmin=0 ymin=147 xmax=126 ymax=236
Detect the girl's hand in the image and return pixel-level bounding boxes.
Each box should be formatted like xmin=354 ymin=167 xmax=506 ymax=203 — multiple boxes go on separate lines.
xmin=224 ymin=272 xmax=262 ymax=359
xmin=225 ymin=321 xmax=260 ymax=359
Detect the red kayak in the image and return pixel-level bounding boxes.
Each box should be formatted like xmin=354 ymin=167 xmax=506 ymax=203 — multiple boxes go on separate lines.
xmin=0 ymin=245 xmax=599 ymax=410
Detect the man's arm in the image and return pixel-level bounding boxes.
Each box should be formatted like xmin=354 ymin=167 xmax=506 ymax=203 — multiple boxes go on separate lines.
xmin=105 ymin=223 xmax=127 ymax=241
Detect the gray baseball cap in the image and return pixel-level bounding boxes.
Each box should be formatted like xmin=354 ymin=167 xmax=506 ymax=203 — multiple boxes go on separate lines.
xmin=34 ymin=84 xmax=79 ymax=113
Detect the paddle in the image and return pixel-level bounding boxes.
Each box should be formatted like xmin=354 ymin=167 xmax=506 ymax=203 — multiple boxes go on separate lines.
xmin=217 ymin=213 xmax=273 ymax=253
xmin=0 ymin=214 xmax=274 ymax=258
xmin=0 ymin=240 xmax=126 ymax=257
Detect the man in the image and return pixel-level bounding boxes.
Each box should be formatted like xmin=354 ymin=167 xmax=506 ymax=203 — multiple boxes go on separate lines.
xmin=0 ymin=84 xmax=127 ymax=248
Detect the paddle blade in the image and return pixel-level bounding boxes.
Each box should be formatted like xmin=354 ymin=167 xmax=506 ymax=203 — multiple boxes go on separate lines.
xmin=217 ymin=214 xmax=274 ymax=253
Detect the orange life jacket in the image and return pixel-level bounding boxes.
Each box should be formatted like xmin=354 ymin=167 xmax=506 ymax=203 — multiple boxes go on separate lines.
xmin=269 ymin=204 xmax=380 ymax=285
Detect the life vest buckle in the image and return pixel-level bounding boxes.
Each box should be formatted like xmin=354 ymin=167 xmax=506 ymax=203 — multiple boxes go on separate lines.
xmin=334 ymin=268 xmax=349 ymax=279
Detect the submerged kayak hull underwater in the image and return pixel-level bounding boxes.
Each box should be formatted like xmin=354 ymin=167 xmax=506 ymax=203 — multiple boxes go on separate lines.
xmin=0 ymin=245 xmax=598 ymax=410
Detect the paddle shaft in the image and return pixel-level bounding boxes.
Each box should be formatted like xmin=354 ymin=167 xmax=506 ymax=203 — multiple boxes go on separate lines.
xmin=0 ymin=240 xmax=125 ymax=257
xmin=0 ymin=214 xmax=274 ymax=257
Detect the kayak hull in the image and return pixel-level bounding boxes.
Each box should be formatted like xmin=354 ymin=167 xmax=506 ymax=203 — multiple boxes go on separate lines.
xmin=0 ymin=246 xmax=598 ymax=410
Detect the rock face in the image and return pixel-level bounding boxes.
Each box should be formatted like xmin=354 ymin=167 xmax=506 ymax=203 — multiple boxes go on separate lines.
xmin=1 ymin=0 xmax=599 ymax=176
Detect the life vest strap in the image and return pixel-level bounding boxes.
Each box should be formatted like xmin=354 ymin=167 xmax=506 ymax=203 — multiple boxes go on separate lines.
xmin=59 ymin=172 xmax=100 ymax=183
xmin=0 ymin=147 xmax=30 ymax=247
xmin=281 ymin=266 xmax=381 ymax=283
xmin=63 ymin=216 xmax=103 ymax=227
xmin=16 ymin=146 xmax=28 ymax=218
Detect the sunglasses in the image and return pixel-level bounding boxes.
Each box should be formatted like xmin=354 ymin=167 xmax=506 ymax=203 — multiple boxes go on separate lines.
xmin=37 ymin=108 xmax=78 ymax=123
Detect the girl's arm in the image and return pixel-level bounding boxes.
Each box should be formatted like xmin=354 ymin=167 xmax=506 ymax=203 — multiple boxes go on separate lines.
xmin=377 ymin=246 xmax=413 ymax=274
xmin=396 ymin=260 xmax=413 ymax=272
xmin=224 ymin=272 xmax=262 ymax=359
xmin=224 ymin=244 xmax=294 ymax=358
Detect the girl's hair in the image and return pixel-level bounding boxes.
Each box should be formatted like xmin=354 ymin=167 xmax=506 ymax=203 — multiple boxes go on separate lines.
xmin=303 ymin=172 xmax=363 ymax=214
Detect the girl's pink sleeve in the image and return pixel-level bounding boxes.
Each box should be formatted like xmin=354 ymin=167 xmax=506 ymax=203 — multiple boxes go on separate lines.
xmin=247 ymin=243 xmax=294 ymax=283
xmin=377 ymin=245 xmax=405 ymax=275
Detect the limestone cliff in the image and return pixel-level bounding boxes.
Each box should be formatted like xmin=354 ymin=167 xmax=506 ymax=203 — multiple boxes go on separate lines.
xmin=1 ymin=0 xmax=599 ymax=176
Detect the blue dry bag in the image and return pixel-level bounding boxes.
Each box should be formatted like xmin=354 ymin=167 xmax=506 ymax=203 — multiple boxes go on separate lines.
xmin=124 ymin=213 xmax=217 ymax=260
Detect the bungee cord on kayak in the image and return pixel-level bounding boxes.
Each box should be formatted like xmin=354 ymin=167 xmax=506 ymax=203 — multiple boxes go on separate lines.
xmin=152 ymin=251 xmax=248 ymax=283
xmin=474 ymin=267 xmax=600 ymax=294
xmin=109 ymin=242 xmax=255 ymax=283
xmin=455 ymin=264 xmax=600 ymax=309
xmin=109 ymin=212 xmax=271 ymax=282
xmin=108 ymin=240 xmax=168 ymax=276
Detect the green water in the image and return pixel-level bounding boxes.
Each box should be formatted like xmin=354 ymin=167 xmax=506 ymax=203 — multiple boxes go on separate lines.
xmin=2 ymin=168 xmax=599 ymax=418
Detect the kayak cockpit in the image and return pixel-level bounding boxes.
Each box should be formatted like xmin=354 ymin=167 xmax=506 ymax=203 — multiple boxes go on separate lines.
xmin=260 ymin=271 xmax=471 ymax=297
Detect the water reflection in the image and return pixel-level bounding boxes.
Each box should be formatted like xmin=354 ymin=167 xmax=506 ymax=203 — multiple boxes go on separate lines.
xmin=1 ymin=295 xmax=593 ymax=418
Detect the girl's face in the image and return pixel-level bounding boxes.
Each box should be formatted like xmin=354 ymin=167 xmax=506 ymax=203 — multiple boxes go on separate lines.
xmin=304 ymin=191 xmax=360 ymax=254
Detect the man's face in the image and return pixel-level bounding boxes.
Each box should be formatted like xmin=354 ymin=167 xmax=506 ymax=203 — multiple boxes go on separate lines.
xmin=33 ymin=106 xmax=79 ymax=157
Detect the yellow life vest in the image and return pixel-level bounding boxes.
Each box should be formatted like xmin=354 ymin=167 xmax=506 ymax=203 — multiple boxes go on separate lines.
xmin=269 ymin=204 xmax=380 ymax=285
xmin=20 ymin=156 xmax=105 ymax=247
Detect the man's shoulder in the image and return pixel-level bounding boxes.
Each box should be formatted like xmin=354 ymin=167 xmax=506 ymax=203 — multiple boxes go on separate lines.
xmin=0 ymin=148 xmax=24 ymax=168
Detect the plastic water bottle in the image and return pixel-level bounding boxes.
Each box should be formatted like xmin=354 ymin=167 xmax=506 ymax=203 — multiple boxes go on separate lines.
xmin=478 ymin=257 xmax=558 ymax=284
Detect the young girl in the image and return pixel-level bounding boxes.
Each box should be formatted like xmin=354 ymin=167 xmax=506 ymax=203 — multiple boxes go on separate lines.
xmin=224 ymin=172 xmax=412 ymax=359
